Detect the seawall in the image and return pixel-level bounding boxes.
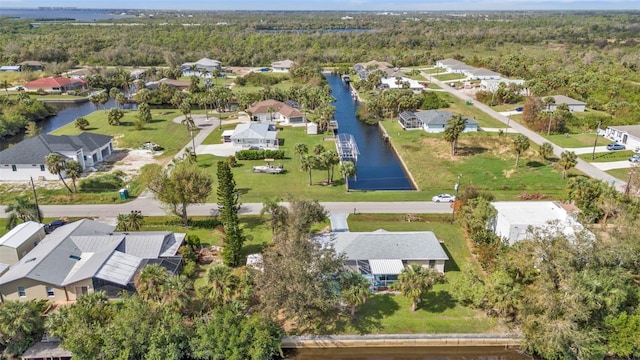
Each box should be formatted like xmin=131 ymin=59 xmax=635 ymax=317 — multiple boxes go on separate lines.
xmin=379 ymin=121 xmax=420 ymax=191
xmin=282 ymin=334 xmax=523 ymax=348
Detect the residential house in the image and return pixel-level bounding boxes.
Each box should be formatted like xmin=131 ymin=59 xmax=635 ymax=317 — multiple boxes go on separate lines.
xmin=271 ymin=59 xmax=294 ymax=73
xmin=0 ymin=65 xmax=21 ymax=72
xmin=247 ymin=99 xmax=305 ymax=124
xmin=491 ymin=201 xmax=587 ymax=245
xmin=20 ymin=338 xmax=72 ymax=360
xmin=318 ymin=230 xmax=449 ymax=287
xmin=465 ymin=67 xmax=501 ymax=80
xmin=22 ymin=77 xmax=87 ymax=94
xmin=68 ymin=68 xmax=94 ymax=79
xmin=380 ymin=76 xmax=425 ymax=91
xmin=180 ymin=57 xmax=222 ymax=76
xmin=604 ymin=125 xmax=640 ymax=152
xmin=146 ymin=78 xmax=190 ymax=91
xmin=435 ymin=58 xmax=465 ymax=71
xmin=0 ymin=133 xmax=114 ymax=181
xmin=398 ymin=110 xmax=478 ymax=133
xmin=19 ymin=61 xmax=44 ymax=71
xmin=548 ymin=95 xmax=586 ymax=112
xmin=230 ymin=122 xmax=279 ymax=149
xmin=0 ymin=222 xmax=46 ymax=275
xmin=480 ymin=78 xmax=527 ymax=94
xmin=0 ymin=219 xmax=185 ymax=302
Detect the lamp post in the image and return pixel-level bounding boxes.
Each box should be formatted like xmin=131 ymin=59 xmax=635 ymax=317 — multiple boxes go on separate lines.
xmin=591 ymin=120 xmax=602 ymax=160
xmin=451 ymin=174 xmax=462 ymax=222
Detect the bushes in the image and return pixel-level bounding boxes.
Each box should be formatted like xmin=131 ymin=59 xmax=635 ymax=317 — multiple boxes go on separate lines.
xmin=236 ymin=149 xmax=285 ymax=160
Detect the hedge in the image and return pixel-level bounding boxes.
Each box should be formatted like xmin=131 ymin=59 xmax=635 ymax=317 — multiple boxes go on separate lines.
xmin=236 ymin=149 xmax=285 ymax=160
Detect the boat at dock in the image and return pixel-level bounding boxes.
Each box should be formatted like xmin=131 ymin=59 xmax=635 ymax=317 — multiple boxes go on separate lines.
xmin=341 ymin=74 xmax=350 ymax=83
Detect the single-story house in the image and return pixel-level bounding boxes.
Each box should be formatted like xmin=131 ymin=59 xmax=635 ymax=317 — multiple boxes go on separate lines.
xmin=604 ymin=125 xmax=640 ymax=152
xmin=146 ymin=78 xmax=190 ymax=91
xmin=271 ymin=59 xmax=294 ymax=73
xmin=0 ymin=219 xmax=185 ymax=303
xmin=0 ymin=65 xmax=21 ymax=72
xmin=247 ymin=99 xmax=305 ymax=124
xmin=230 ymin=122 xmax=279 ymax=149
xmin=22 ymin=77 xmax=87 ymax=94
xmin=0 ymin=133 xmax=114 ymax=181
xmin=380 ymin=76 xmax=425 ymax=91
xmin=68 ymin=68 xmax=94 ymax=79
xmin=547 ymin=95 xmax=586 ymax=112
xmin=180 ymin=57 xmax=222 ymax=76
xmin=435 ymin=58 xmax=466 ymax=71
xmin=0 ymin=222 xmax=46 ymax=274
xmin=19 ymin=61 xmax=44 ymax=71
xmin=398 ymin=110 xmax=478 ymax=133
xmin=491 ymin=201 xmax=587 ymax=245
xmin=355 ymin=60 xmax=392 ymax=71
xmin=20 ymin=338 xmax=72 ymax=360
xmin=318 ymin=230 xmax=449 ymax=287
xmin=464 ymin=67 xmax=502 ymax=80
xmin=480 ymin=78 xmax=527 ymax=94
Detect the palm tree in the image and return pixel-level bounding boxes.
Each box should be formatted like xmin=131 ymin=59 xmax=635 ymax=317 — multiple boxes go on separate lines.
xmin=163 ymin=275 xmax=194 ymax=312
xmin=74 ymin=117 xmax=89 ymax=130
xmin=45 ymin=153 xmax=72 ymax=193
xmin=260 ymin=197 xmax=288 ymax=234
xmin=394 ymin=264 xmax=443 ymax=312
xmin=5 ymin=195 xmax=42 ymax=230
xmin=513 ymin=134 xmax=531 ymax=167
xmin=134 ymin=264 xmax=169 ymax=302
xmin=543 ymin=96 xmax=556 ymax=135
xmin=340 ymin=272 xmax=370 ymax=316
xmin=340 ymin=160 xmax=357 ymax=192
xmin=559 ymin=151 xmax=578 ymax=179
xmin=1 ymin=79 xmax=10 ymax=96
xmin=443 ymin=115 xmax=467 ymax=156
xmin=116 ymin=211 xmax=144 ymax=231
xmin=201 ymin=264 xmax=237 ymax=307
xmin=539 ymin=142 xmax=554 ymax=160
xmin=312 ymin=143 xmax=325 ymax=155
xmin=294 ymin=143 xmax=309 ymax=161
xmin=300 ymin=155 xmax=316 ymax=186
xmin=107 ymin=108 xmax=124 ymax=126
xmin=64 ymin=160 xmax=83 ymax=193
xmin=0 ymin=299 xmax=48 ymax=356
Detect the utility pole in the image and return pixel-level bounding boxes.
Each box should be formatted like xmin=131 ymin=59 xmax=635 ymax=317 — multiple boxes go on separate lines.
xmin=30 ymin=177 xmax=42 ymax=223
xmin=451 ymin=174 xmax=462 ymax=222
xmin=591 ymin=120 xmax=602 ymax=160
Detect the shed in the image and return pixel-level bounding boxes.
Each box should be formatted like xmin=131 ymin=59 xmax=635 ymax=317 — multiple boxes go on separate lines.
xmin=0 ymin=221 xmax=46 ymax=268
xmin=306 ymin=122 xmax=318 ymax=135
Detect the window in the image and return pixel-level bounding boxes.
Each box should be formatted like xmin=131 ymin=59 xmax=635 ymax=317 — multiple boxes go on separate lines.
xmin=11 ymin=165 xmax=17 ymax=172
xmin=429 ymin=260 xmax=436 ymax=268
xmin=17 ymin=286 xmax=26 ymax=297
xmin=75 ymin=286 xmax=88 ymax=297
xmin=46 ymin=287 xmax=55 ymax=297
xmin=40 ymin=165 xmax=45 ymax=171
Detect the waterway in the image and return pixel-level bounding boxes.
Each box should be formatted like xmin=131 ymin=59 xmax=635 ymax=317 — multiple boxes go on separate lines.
xmin=326 ymin=74 xmax=413 ymax=191
xmin=0 ymin=8 xmax=134 ymax=22
xmin=285 ymin=346 xmax=529 ymax=359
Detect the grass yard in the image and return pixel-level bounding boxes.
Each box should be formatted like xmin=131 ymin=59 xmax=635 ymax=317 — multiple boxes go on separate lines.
xmin=51 ymin=108 xmax=193 ymax=159
xmin=439 ymin=93 xmax=505 ymax=128
xmin=342 ymin=213 xmax=499 ymax=334
xmin=490 ymin=104 xmax=523 ymax=112
xmin=420 ymin=68 xmax=444 ymax=75
xmin=579 ymin=150 xmax=635 ymax=162
xmin=383 ymin=120 xmax=579 ymax=199
xmin=544 ymin=133 xmax=608 ymax=148
xmin=606 ymin=168 xmax=633 ymax=181
xmin=433 ymin=73 xmax=466 ymax=82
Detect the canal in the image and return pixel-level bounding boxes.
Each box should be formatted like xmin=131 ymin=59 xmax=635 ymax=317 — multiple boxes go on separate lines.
xmin=285 ymin=346 xmax=529 ymax=359
xmin=326 ymin=74 xmax=413 ymax=191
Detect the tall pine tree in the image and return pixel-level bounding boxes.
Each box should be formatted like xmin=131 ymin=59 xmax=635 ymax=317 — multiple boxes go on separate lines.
xmin=216 ymin=161 xmax=245 ymax=267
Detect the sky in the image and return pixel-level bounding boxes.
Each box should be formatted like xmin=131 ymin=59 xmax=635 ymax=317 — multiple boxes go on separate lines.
xmin=0 ymin=0 xmax=638 ymax=11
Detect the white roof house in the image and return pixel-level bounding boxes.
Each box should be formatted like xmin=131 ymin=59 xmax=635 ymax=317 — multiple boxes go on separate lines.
xmin=230 ymin=122 xmax=279 ymax=149
xmin=0 ymin=219 xmax=185 ymax=302
xmin=380 ymin=76 xmax=425 ymax=91
xmin=0 ymin=222 xmax=46 ymax=272
xmin=465 ymin=67 xmax=501 ymax=80
xmin=271 ymin=59 xmax=294 ymax=73
xmin=604 ymin=125 xmax=640 ymax=152
xmin=318 ymin=230 xmax=449 ymax=286
xmin=480 ymin=78 xmax=527 ymax=93
xmin=491 ymin=201 xmax=586 ymax=245
xmin=180 ymin=57 xmax=222 ymax=75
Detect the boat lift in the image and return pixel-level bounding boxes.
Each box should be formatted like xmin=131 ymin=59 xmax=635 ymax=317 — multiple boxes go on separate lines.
xmin=336 ymin=133 xmax=359 ymax=162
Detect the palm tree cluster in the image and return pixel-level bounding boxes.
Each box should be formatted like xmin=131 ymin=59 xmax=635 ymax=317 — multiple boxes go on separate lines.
xmin=115 ymin=211 xmax=144 ymax=232
xmin=45 ymin=153 xmax=83 ymax=193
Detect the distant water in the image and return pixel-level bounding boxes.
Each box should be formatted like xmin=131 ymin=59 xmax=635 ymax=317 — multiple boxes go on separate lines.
xmin=0 ymin=8 xmax=134 ymax=22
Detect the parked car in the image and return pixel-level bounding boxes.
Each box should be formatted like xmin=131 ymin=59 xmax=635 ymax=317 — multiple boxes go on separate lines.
xmin=515 ymin=106 xmax=524 ymax=112
xmin=629 ymin=154 xmax=640 ymax=163
xmin=606 ymin=143 xmax=626 ymax=151
xmin=432 ymin=194 xmax=456 ymax=203
xmin=44 ymin=219 xmax=67 ymax=234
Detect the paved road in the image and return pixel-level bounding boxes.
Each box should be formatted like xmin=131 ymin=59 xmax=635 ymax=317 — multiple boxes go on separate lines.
xmin=423 ymin=73 xmax=627 ymax=192
xmin=0 ymin=201 xmax=453 ymax=219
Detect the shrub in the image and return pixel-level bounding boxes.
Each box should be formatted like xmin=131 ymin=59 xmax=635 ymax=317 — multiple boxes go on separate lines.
xmin=236 ymin=149 xmax=284 ymax=160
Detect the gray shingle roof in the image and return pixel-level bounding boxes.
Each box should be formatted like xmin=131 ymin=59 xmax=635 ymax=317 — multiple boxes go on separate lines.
xmin=0 ymin=133 xmax=112 ymax=165
xmin=411 ymin=110 xmax=478 ymax=127
xmin=322 ymin=230 xmax=449 ymax=261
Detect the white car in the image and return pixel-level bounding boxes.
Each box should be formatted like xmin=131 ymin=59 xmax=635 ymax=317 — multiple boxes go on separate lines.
xmin=432 ymin=194 xmax=456 ymax=202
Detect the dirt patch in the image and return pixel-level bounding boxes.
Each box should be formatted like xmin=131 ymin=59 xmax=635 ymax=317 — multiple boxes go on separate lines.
xmin=96 ymin=149 xmax=160 ymax=178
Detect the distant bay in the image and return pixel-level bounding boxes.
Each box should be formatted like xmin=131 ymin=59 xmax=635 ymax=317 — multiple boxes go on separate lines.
xmin=0 ymin=8 xmax=134 ymax=22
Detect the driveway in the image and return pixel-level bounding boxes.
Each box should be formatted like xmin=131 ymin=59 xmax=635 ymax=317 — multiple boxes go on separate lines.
xmin=565 ymin=146 xmax=609 ymax=155
xmin=329 ymin=213 xmax=349 ymax=232
xmin=591 ymin=161 xmax=635 ymax=171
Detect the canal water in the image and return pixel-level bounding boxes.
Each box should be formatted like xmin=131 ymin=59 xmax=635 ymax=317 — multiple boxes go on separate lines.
xmin=326 ymin=74 xmax=413 ymax=191
xmin=285 ymin=346 xmax=529 ymax=359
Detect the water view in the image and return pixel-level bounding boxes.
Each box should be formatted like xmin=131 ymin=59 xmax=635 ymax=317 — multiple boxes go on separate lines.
xmin=326 ymin=74 xmax=414 ymax=191
xmin=0 ymin=8 xmax=134 ymax=21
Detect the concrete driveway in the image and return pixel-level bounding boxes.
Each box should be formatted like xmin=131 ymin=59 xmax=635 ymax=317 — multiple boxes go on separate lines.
xmin=591 ymin=161 xmax=636 ymax=171
xmin=565 ymin=146 xmax=609 ymax=155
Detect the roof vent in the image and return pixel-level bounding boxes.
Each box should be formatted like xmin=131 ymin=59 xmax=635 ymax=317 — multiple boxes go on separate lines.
xmin=69 ymin=255 xmax=81 ymax=261
xmin=25 ymin=257 xmax=37 ymax=263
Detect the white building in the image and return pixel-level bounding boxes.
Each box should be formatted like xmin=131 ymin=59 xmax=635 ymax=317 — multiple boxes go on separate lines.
xmin=380 ymin=76 xmax=425 ymax=91
xmin=548 ymin=95 xmax=586 ymax=112
xmin=604 ymin=125 xmax=640 ymax=152
xmin=491 ymin=201 xmax=586 ymax=245
xmin=271 ymin=59 xmax=294 ymax=73
xmin=480 ymin=78 xmax=527 ymax=93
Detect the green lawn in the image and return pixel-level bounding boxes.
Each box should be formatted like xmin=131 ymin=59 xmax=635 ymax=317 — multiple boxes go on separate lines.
xmin=579 ymin=150 xmax=635 ymax=163
xmin=433 ymin=73 xmax=466 ymax=82
xmin=341 ymin=213 xmax=499 ymax=334
xmin=544 ymin=133 xmax=608 ymax=148
xmin=383 ymin=120 xmax=579 ymax=199
xmin=51 ymin=108 xmax=193 ymax=160
xmin=440 ymin=93 xmax=505 ymax=128
xmin=490 ymin=104 xmax=523 ymax=112
xmin=420 ymin=68 xmax=443 ymax=75
xmin=606 ymin=168 xmax=633 ymax=181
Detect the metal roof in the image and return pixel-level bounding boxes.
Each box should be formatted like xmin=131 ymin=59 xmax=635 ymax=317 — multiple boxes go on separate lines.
xmin=95 ymin=251 xmax=143 ymax=286
xmin=323 ymin=230 xmax=449 ymax=262
xmin=552 ymin=95 xmax=585 ymax=106
xmin=369 ymin=259 xmax=405 ymax=275
xmin=231 ymin=122 xmax=277 ymax=141
xmin=0 ymin=221 xmax=44 ymax=248
xmin=0 ymin=133 xmax=112 ymax=165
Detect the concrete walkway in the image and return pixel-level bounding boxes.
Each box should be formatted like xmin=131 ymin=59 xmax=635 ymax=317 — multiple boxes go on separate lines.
xmin=422 ymin=72 xmax=627 ymax=192
xmin=329 ymin=213 xmax=349 ymax=232
xmin=591 ymin=161 xmax=635 ymax=171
